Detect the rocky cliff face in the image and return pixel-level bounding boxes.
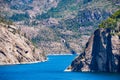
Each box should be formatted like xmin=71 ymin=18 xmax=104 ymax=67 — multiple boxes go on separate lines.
xmin=0 ymin=23 xmax=46 ymax=65
xmin=67 ymin=28 xmax=120 ymax=72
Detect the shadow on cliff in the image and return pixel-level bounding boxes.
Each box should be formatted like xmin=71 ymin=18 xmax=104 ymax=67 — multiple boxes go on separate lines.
xmin=89 ymin=29 xmax=101 ymax=71
xmin=106 ymin=29 xmax=114 ymax=72
xmin=115 ymin=55 xmax=120 ymax=72
xmin=89 ymin=29 xmax=119 ymax=72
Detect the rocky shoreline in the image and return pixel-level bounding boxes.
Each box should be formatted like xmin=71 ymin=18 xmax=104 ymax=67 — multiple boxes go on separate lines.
xmin=67 ymin=28 xmax=120 ymax=72
xmin=0 ymin=59 xmax=47 ymax=66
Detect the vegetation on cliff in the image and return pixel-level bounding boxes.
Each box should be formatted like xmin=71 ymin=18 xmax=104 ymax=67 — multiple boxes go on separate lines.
xmin=99 ymin=10 xmax=120 ymax=36
xmin=0 ymin=15 xmax=13 ymax=25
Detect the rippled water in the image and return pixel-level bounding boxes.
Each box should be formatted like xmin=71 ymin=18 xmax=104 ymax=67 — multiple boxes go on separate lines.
xmin=0 ymin=55 xmax=120 ymax=80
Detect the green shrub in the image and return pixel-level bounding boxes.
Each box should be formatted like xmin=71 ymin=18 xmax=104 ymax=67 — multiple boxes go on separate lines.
xmin=99 ymin=10 xmax=120 ymax=30
xmin=10 ymin=13 xmax=30 ymax=21
xmin=0 ymin=15 xmax=13 ymax=25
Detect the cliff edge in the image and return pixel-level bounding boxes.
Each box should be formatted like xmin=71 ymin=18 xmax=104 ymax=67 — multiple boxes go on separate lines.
xmin=67 ymin=28 xmax=120 ymax=72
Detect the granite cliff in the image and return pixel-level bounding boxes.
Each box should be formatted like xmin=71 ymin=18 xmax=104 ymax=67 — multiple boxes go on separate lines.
xmin=0 ymin=23 xmax=46 ymax=65
xmin=67 ymin=28 xmax=120 ymax=72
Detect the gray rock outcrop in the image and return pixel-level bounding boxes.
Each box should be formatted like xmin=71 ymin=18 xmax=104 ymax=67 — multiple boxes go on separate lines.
xmin=67 ymin=28 xmax=120 ymax=72
xmin=0 ymin=23 xmax=46 ymax=65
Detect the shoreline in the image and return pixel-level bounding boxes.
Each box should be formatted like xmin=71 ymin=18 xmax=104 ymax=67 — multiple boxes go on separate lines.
xmin=0 ymin=54 xmax=77 ymax=66
xmin=0 ymin=59 xmax=48 ymax=66
xmin=47 ymin=53 xmax=77 ymax=56
xmin=64 ymin=65 xmax=72 ymax=72
xmin=64 ymin=68 xmax=72 ymax=72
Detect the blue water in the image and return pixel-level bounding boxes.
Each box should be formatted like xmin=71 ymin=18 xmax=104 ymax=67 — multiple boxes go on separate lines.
xmin=0 ymin=55 xmax=120 ymax=80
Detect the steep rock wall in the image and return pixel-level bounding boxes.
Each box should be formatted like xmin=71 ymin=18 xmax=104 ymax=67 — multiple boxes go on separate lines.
xmin=67 ymin=28 xmax=120 ymax=72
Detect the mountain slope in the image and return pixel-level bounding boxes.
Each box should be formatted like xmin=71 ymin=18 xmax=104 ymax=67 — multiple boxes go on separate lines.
xmin=0 ymin=22 xmax=46 ymax=65
xmin=0 ymin=0 xmax=119 ymax=54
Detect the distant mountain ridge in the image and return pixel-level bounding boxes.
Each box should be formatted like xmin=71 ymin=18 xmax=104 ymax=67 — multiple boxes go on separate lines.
xmin=0 ymin=0 xmax=119 ymax=54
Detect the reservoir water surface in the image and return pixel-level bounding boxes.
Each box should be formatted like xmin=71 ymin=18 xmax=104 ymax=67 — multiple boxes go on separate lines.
xmin=0 ymin=55 xmax=120 ymax=80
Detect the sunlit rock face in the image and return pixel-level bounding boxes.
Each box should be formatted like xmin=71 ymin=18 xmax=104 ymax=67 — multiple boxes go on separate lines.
xmin=68 ymin=28 xmax=120 ymax=72
xmin=0 ymin=23 xmax=46 ymax=65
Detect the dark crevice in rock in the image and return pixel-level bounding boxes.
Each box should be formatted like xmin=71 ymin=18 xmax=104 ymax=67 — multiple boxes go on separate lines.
xmin=16 ymin=50 xmax=22 ymax=55
xmin=0 ymin=50 xmax=6 ymax=56
xmin=25 ymin=51 xmax=28 ymax=54
xmin=117 ymin=56 xmax=120 ymax=72
xmin=16 ymin=45 xmax=23 ymax=51
xmin=90 ymin=29 xmax=101 ymax=71
xmin=106 ymin=32 xmax=113 ymax=72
